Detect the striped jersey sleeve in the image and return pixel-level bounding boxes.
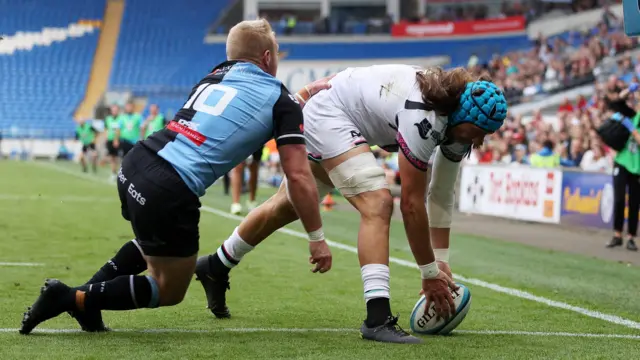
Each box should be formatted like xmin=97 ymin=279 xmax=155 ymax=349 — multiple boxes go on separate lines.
xmin=272 ymin=84 xmax=305 ymax=147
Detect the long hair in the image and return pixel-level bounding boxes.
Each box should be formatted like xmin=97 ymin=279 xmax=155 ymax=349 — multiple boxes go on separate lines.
xmin=416 ymin=67 xmax=493 ymax=115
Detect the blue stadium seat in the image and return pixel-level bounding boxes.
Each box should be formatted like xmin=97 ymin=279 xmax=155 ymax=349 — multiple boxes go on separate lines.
xmin=110 ymin=0 xmax=231 ymax=95
xmin=0 ymin=0 xmax=105 ymax=138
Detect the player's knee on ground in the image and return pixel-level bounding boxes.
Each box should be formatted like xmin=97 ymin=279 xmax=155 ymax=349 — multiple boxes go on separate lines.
xmin=155 ymin=277 xmax=189 ymax=306
xmin=146 ymin=257 xmax=196 ymax=307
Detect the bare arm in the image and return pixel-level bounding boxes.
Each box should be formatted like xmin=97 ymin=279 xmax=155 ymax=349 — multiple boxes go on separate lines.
xmin=398 ymin=152 xmax=436 ymax=266
xmin=279 ymin=144 xmax=322 ymax=232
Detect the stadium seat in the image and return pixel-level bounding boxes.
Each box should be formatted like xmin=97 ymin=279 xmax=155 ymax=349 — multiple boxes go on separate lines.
xmin=0 ymin=0 xmax=105 ymax=138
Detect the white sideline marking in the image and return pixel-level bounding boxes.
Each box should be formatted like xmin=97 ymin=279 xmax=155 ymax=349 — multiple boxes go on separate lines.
xmin=0 ymin=194 xmax=115 ymax=202
xmin=30 ymin=162 xmax=640 ymax=330
xmin=202 ymin=206 xmax=640 ymax=331
xmin=1 ymin=327 xmax=639 ymax=339
xmin=0 ymin=262 xmax=44 ymax=267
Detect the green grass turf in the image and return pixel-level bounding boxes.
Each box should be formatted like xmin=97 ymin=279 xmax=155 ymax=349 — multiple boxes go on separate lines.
xmin=0 ymin=160 xmax=639 ymax=359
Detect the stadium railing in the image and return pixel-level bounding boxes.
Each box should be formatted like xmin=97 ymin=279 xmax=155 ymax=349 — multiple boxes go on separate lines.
xmin=0 ymin=127 xmax=83 ymax=160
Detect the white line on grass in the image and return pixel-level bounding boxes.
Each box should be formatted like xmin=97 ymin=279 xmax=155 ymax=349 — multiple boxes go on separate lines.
xmin=0 ymin=194 xmax=115 ymax=202
xmin=0 ymin=262 xmax=44 ymax=267
xmin=0 ymin=327 xmax=639 ymax=339
xmin=31 ymin=162 xmax=640 ymax=330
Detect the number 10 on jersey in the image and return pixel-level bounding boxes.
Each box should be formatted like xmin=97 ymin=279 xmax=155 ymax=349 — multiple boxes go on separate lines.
xmin=183 ymin=83 xmax=238 ymax=116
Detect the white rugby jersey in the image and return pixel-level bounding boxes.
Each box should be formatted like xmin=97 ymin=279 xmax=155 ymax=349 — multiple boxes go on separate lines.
xmin=326 ymin=64 xmax=469 ymax=170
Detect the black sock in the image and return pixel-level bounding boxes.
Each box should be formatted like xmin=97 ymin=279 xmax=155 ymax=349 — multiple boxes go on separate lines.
xmin=223 ymin=173 xmax=230 ymax=195
xmin=365 ymin=298 xmax=392 ymax=327
xmin=76 ymin=275 xmax=158 ymax=311
xmin=86 ymin=240 xmax=147 ymax=285
xmin=208 ymin=253 xmax=231 ymax=277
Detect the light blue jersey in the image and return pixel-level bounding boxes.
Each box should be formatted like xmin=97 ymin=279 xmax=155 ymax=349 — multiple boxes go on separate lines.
xmin=142 ymin=61 xmax=305 ymax=197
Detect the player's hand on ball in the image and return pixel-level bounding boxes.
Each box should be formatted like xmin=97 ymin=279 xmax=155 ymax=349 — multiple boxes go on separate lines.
xmin=420 ymin=272 xmax=458 ymax=321
xmin=309 ymin=240 xmax=332 ymax=273
xmin=437 ymin=260 xmax=453 ymax=280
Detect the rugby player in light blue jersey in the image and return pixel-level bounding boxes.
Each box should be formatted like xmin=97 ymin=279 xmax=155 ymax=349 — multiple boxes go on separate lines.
xmin=20 ymin=19 xmax=333 ymax=335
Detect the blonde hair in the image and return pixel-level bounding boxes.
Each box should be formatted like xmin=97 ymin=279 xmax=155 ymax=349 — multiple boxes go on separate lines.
xmin=226 ymin=19 xmax=276 ymax=64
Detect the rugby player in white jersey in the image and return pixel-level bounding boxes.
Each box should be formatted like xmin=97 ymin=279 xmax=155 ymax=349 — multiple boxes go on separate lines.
xmin=195 ymin=65 xmax=508 ymax=344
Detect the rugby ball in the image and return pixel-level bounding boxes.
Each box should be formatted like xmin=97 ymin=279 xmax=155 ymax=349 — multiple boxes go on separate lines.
xmin=409 ymin=283 xmax=471 ymax=335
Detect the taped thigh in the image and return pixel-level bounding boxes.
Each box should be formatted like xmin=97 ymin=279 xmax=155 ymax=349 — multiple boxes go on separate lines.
xmin=327 ymin=152 xmax=387 ymax=197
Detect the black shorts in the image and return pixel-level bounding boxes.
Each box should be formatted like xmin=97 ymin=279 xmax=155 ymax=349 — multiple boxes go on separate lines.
xmin=120 ymin=140 xmax=135 ymax=157
xmin=117 ymin=144 xmax=201 ymax=257
xmin=106 ymin=140 xmax=118 ymax=156
xmin=82 ymin=143 xmax=96 ymax=153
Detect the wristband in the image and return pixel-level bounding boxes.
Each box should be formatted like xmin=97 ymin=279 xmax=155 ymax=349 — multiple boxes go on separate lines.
xmin=294 ymin=93 xmax=307 ymax=105
xmin=308 ymin=228 xmax=324 ymax=242
xmin=419 ymin=261 xmax=440 ymax=279
xmin=434 ymin=248 xmax=450 ymax=263
xmin=304 ymin=85 xmax=312 ymax=97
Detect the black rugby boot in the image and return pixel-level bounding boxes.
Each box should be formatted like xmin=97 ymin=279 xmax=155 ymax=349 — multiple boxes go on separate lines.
xmin=360 ymin=315 xmax=422 ymax=344
xmin=195 ymin=255 xmax=231 ymax=319
xmin=20 ymin=279 xmax=73 ymax=335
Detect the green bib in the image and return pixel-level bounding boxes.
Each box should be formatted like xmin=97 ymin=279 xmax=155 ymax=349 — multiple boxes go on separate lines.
xmin=615 ymin=114 xmax=640 ymax=175
xmin=105 ymin=115 xmax=119 ymax=141
xmin=76 ymin=122 xmax=95 ymax=145
xmin=530 ymin=153 xmax=559 ymax=168
xmin=145 ymin=114 xmax=165 ymax=138
xmin=118 ymin=113 xmax=142 ymax=143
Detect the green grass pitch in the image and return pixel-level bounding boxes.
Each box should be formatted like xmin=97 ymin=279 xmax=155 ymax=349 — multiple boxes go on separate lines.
xmin=0 ymin=160 xmax=639 ymax=359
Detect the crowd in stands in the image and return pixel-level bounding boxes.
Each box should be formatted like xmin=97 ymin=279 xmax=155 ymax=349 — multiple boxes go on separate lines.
xmin=421 ymin=0 xmax=613 ymax=23
xmin=248 ymin=1 xmax=620 ymax=37
xmin=467 ymin=10 xmax=636 ymax=107
xmin=461 ymin=70 xmax=639 ymax=174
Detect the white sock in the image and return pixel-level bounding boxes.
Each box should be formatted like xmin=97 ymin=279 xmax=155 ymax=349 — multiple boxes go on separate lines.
xmin=217 ymin=227 xmax=254 ymax=269
xmin=361 ymin=264 xmax=390 ymax=303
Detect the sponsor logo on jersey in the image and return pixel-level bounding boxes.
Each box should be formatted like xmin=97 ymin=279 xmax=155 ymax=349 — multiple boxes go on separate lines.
xmin=414 ymin=118 xmax=433 ymax=139
xmin=127 ymin=183 xmax=146 ymax=206
xmin=167 ymin=121 xmax=206 ymax=146
xmin=117 ymin=168 xmax=127 ymax=184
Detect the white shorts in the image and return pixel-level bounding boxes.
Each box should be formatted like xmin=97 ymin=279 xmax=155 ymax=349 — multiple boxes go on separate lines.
xmin=303 ymin=90 xmax=367 ymax=162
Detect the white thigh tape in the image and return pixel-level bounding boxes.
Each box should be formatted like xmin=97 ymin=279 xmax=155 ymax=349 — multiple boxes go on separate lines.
xmin=327 ymin=152 xmax=387 ymax=197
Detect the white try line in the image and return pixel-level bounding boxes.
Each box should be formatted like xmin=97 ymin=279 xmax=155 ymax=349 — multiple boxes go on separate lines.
xmin=0 ymin=194 xmax=115 ymax=202
xmin=0 ymin=262 xmax=44 ymax=267
xmin=30 ymin=162 xmax=640 ymax=330
xmin=0 ymin=327 xmax=639 ymax=339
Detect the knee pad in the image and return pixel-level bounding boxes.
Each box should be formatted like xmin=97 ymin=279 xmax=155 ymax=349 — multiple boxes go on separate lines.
xmin=327 ymin=152 xmax=388 ymax=197
xmin=284 ymin=176 xmax=334 ymax=204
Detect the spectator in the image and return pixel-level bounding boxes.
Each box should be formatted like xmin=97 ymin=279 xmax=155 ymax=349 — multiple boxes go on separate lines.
xmin=558 ymin=97 xmax=575 ymax=113
xmin=580 ymin=144 xmax=611 ymax=172
xmin=530 ymin=140 xmax=560 ymax=168
xmin=511 ymin=144 xmax=529 ymax=165
xmin=568 ymin=137 xmax=585 ymax=165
